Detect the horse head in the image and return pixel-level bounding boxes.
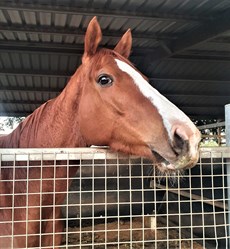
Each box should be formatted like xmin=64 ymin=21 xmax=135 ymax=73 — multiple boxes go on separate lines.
xmin=68 ymin=17 xmax=201 ymax=171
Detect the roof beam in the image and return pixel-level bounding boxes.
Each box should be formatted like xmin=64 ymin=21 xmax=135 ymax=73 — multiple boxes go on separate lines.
xmin=0 ymin=69 xmax=70 ymax=78
xmin=2 ymin=40 xmax=230 ymax=65
xmin=180 ymin=107 xmax=224 ymax=118
xmin=0 ymin=24 xmax=170 ymax=42
xmin=149 ymin=77 xmax=230 ymax=84
xmin=164 ymin=56 xmax=230 ymax=64
xmin=0 ymin=85 xmax=61 ymax=94
xmin=0 ymin=40 xmax=84 ymax=55
xmin=0 ymin=111 xmax=31 ymax=117
xmin=0 ymin=99 xmax=44 ymax=105
xmin=2 ymin=68 xmax=230 ymax=84
xmin=197 ymin=121 xmax=225 ymax=130
xmin=1 ymin=69 xmax=230 ymax=84
xmin=165 ymin=94 xmax=229 ymax=98
xmin=1 ymin=85 xmax=229 ymax=98
xmin=176 ymin=49 xmax=230 ymax=62
xmin=0 ymin=40 xmax=156 ymax=57
xmin=0 ymin=3 xmax=211 ymax=23
xmin=146 ymin=8 xmax=230 ymax=61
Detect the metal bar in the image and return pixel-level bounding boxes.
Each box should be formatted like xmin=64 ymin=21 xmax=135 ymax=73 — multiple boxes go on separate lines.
xmin=201 ymin=134 xmax=225 ymax=138
xmin=226 ymin=104 xmax=230 ymax=145
xmin=0 ymin=67 xmax=230 ymax=84
xmin=0 ymin=147 xmax=130 ymax=162
xmin=1 ymin=84 xmax=229 ymax=99
xmin=0 ymin=147 xmax=230 ymax=162
xmin=180 ymin=49 xmax=230 ymax=59
xmin=0 ymin=24 xmax=167 ymax=42
xmin=0 ymin=85 xmax=61 ymax=93
xmin=0 ymin=69 xmax=70 ymax=77
xmin=0 ymin=41 xmax=85 ymax=55
xmin=157 ymin=184 xmax=228 ymax=210
xmin=0 ymin=111 xmax=31 ymax=117
xmin=0 ymin=100 xmax=45 ymax=105
xmin=0 ymin=40 xmax=157 ymax=56
xmin=0 ymin=3 xmax=210 ymax=22
xmin=150 ymin=77 xmax=230 ymax=84
xmin=164 ymin=56 xmax=230 ymax=64
xmin=225 ymin=104 xmax=230 ymax=245
xmin=1 ymin=68 xmax=230 ymax=85
xmin=165 ymin=94 xmax=230 ymax=98
xmin=197 ymin=122 xmax=225 ymax=130
xmin=199 ymin=147 xmax=230 ymax=159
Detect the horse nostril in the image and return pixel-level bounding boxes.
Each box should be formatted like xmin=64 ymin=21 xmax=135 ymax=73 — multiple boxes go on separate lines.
xmin=172 ymin=127 xmax=189 ymax=155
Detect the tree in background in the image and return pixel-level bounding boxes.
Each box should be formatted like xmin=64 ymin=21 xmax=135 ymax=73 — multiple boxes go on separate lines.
xmin=0 ymin=117 xmax=25 ymax=132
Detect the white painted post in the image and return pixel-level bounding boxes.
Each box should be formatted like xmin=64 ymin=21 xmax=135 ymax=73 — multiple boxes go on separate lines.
xmin=225 ymin=104 xmax=230 ymax=247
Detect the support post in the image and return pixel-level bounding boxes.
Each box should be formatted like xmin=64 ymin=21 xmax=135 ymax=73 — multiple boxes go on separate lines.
xmin=226 ymin=104 xmax=230 ymax=145
xmin=225 ymin=104 xmax=230 ymax=247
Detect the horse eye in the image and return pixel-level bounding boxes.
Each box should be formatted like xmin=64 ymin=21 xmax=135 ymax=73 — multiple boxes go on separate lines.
xmin=97 ymin=74 xmax=113 ymax=87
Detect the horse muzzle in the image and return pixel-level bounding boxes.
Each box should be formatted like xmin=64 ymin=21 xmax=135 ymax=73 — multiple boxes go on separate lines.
xmin=151 ymin=123 xmax=201 ymax=171
xmin=171 ymin=125 xmax=201 ymax=170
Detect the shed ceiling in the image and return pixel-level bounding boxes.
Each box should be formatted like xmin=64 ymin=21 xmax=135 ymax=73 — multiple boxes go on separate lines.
xmin=0 ymin=0 xmax=230 ymax=120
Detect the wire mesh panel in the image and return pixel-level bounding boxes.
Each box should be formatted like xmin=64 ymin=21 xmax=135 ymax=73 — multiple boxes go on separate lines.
xmin=0 ymin=147 xmax=230 ymax=249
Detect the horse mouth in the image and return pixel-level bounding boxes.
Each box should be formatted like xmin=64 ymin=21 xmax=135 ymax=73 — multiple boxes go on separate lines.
xmin=151 ymin=150 xmax=176 ymax=171
xmin=151 ymin=148 xmax=197 ymax=172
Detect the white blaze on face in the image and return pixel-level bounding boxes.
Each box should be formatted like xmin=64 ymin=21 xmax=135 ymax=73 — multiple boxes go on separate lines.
xmin=115 ymin=59 xmax=194 ymax=141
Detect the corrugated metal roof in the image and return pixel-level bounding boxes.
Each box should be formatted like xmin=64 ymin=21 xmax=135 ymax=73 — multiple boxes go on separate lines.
xmin=0 ymin=0 xmax=230 ymax=119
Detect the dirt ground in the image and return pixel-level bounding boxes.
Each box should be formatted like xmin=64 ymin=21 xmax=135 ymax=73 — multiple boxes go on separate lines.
xmin=62 ymin=217 xmax=205 ymax=249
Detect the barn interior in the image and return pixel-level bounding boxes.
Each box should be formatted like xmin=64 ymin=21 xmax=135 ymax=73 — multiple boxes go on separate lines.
xmin=0 ymin=1 xmax=230 ymax=248
xmin=0 ymin=0 xmax=230 ymax=121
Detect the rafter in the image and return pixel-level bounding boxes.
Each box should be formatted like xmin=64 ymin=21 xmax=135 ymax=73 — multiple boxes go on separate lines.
xmin=1 ymin=68 xmax=230 ymax=85
xmin=145 ymin=8 xmax=230 ymax=62
xmin=0 ymin=111 xmax=30 ymax=117
xmin=180 ymin=107 xmax=224 ymax=118
xmin=0 ymin=24 xmax=170 ymax=42
xmin=0 ymin=69 xmax=69 ymax=78
xmin=164 ymin=56 xmax=230 ymax=64
xmin=0 ymin=85 xmax=61 ymax=93
xmin=0 ymin=3 xmax=211 ymax=23
xmin=0 ymin=40 xmax=156 ymax=57
xmin=1 ymin=85 xmax=229 ymax=99
xmin=149 ymin=77 xmax=230 ymax=84
xmin=165 ymin=94 xmax=229 ymax=98
xmin=0 ymin=99 xmax=45 ymax=105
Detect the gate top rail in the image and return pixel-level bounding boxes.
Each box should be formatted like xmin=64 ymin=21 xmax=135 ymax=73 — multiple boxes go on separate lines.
xmin=0 ymin=147 xmax=138 ymax=162
xmin=0 ymin=147 xmax=230 ymax=162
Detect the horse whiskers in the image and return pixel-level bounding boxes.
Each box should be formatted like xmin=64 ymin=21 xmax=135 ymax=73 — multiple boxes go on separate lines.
xmin=147 ymin=162 xmax=186 ymax=187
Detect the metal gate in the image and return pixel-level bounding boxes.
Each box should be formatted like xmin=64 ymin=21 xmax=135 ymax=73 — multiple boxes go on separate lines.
xmin=0 ymin=147 xmax=229 ymax=248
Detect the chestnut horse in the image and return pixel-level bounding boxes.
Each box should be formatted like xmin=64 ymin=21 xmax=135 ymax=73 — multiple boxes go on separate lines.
xmin=0 ymin=17 xmax=200 ymax=248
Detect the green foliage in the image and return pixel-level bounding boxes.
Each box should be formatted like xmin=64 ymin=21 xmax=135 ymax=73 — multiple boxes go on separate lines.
xmin=200 ymin=140 xmax=219 ymax=147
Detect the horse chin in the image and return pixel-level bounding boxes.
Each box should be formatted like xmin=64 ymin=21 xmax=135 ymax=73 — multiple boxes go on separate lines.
xmin=151 ymin=150 xmax=176 ymax=171
xmin=151 ymin=149 xmax=196 ymax=172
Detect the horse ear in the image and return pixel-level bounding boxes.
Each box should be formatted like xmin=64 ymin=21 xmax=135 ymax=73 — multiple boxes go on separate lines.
xmin=83 ymin=17 xmax=102 ymax=62
xmin=114 ymin=29 xmax=132 ymax=58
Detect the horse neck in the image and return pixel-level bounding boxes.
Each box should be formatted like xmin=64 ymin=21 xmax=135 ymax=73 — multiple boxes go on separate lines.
xmin=0 ymin=69 xmax=86 ymax=148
